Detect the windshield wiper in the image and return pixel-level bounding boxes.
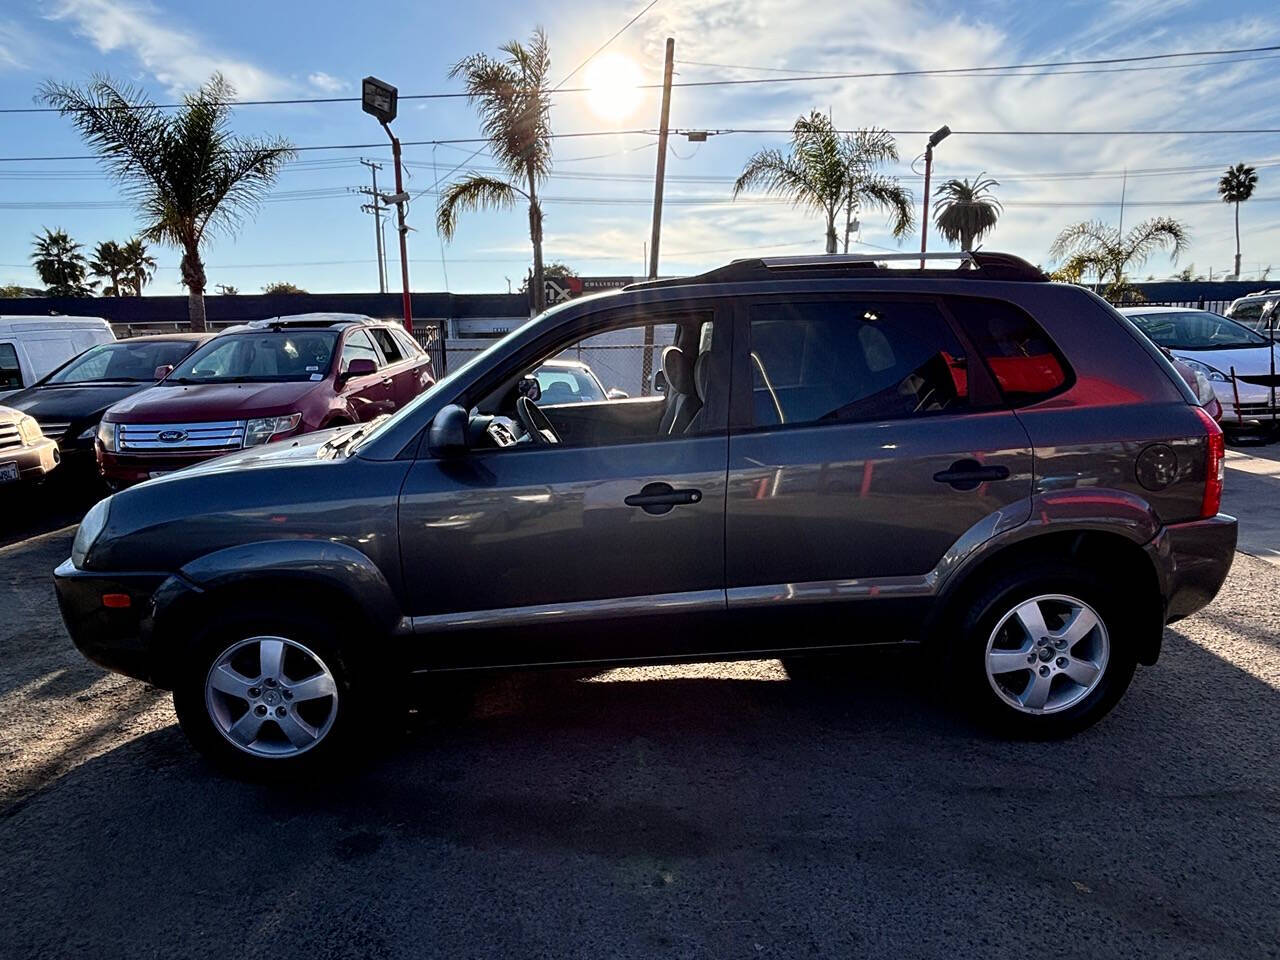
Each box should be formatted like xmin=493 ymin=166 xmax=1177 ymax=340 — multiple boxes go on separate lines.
xmin=324 ymin=416 xmax=389 ymax=456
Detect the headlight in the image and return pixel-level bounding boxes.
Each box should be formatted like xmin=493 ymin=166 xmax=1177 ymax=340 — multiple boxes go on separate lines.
xmin=1177 ymin=357 xmax=1229 ymax=383
xmin=78 ymin=424 xmax=98 ymax=441
xmin=71 ymin=496 xmax=111 ymax=569
xmin=16 ymin=415 xmax=42 ymax=446
xmin=244 ymin=413 xmax=303 ymax=446
xmin=96 ymin=420 xmax=118 ymax=451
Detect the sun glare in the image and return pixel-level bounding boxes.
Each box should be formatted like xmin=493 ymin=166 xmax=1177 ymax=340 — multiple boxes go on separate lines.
xmin=583 ymin=52 xmax=646 ymax=121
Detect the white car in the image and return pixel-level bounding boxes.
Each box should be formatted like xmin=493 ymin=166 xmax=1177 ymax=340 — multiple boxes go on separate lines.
xmin=1224 ymin=290 xmax=1279 ymax=339
xmin=0 ymin=316 xmax=115 ymax=400
xmin=1119 ymin=306 xmax=1279 ymax=434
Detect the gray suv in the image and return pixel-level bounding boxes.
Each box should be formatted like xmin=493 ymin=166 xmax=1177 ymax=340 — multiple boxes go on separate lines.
xmin=55 ymin=252 xmax=1237 ymax=774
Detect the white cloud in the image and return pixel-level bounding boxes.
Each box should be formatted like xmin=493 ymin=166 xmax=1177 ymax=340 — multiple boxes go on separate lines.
xmin=0 ymin=20 xmax=35 ymax=70
xmin=307 ymin=71 xmax=348 ymax=93
xmin=43 ymin=0 xmax=290 ymax=98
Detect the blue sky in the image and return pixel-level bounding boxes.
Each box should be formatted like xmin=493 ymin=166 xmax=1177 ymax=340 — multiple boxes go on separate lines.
xmin=1 ymin=0 xmax=1278 ymax=296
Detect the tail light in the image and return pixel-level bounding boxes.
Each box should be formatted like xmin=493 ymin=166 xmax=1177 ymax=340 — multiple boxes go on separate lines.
xmin=1195 ymin=406 xmax=1224 ymax=519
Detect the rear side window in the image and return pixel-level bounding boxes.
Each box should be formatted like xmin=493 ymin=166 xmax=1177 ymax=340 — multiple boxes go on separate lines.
xmin=946 ymin=297 xmax=1069 ymax=404
xmin=367 ymin=327 xmax=404 ymax=363
xmin=748 ymin=299 xmax=971 ymax=427
xmin=0 ymin=342 xmax=22 ymax=390
xmin=392 ymin=328 xmax=423 ymax=357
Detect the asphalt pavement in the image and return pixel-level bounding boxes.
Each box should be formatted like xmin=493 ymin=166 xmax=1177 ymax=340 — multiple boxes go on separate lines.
xmin=0 ymin=453 xmax=1278 ymax=960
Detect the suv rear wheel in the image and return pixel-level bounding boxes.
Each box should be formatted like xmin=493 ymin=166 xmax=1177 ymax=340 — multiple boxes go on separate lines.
xmin=953 ymin=564 xmax=1137 ymax=738
xmin=173 ymin=612 xmax=358 ymax=777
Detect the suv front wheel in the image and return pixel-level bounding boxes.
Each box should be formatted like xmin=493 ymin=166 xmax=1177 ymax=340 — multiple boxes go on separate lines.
xmin=173 ymin=613 xmax=358 ymax=777
xmin=954 ymin=564 xmax=1138 ymax=738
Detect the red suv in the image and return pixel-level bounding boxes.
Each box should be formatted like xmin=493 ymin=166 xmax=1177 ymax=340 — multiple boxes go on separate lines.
xmin=96 ymin=313 xmax=434 ymax=487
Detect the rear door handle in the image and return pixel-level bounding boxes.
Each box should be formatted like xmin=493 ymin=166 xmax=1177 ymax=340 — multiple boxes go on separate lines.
xmin=625 ymin=481 xmax=703 ymax=515
xmin=933 ymin=460 xmax=1009 ymax=491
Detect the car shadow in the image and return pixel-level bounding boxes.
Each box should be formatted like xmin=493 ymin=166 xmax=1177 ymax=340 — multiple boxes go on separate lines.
xmin=2 ymin=623 xmax=1277 ymax=959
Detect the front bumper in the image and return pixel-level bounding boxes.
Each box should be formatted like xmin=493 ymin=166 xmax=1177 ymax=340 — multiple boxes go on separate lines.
xmin=53 ymin=558 xmax=173 ymax=684
xmin=97 ymin=447 xmax=221 ymax=488
xmin=1146 ymin=513 xmax=1238 ymax=623
xmin=1 ymin=437 xmax=61 ymax=482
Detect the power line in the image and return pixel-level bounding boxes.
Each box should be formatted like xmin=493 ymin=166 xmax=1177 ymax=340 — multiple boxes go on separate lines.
xmin=6 ymin=43 xmax=1278 ymax=114
xmin=553 ymin=0 xmax=663 ymax=89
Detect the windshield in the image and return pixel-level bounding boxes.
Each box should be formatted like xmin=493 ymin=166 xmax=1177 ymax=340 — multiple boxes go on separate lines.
xmin=535 ymin=365 xmax=606 ymax=403
xmin=46 ymin=340 xmax=199 ymax=384
xmin=166 ymin=331 xmax=339 ymax=383
xmin=1127 ymin=311 xmax=1267 ymax=350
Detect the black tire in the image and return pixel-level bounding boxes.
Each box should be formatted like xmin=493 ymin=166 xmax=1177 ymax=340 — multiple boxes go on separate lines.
xmin=172 ymin=609 xmax=364 ymax=779
xmin=950 ymin=562 xmax=1138 ymax=739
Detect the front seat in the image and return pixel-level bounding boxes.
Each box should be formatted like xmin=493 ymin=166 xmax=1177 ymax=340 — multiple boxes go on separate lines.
xmin=658 ymin=345 xmax=701 ymax=434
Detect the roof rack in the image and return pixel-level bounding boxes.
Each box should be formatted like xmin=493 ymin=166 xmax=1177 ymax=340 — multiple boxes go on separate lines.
xmin=626 ymin=250 xmax=1047 ymax=290
xmin=242 ymin=313 xmax=368 ymax=329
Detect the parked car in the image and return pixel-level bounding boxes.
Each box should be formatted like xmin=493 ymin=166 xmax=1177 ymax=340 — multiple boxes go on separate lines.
xmin=0 ymin=405 xmax=59 ymax=485
xmin=3 ymin=334 xmax=210 ymax=472
xmin=56 ymin=252 xmax=1235 ymax=775
xmin=535 ymin=358 xmax=627 ymax=403
xmin=95 ymin=314 xmax=434 ymax=488
xmin=0 ymin=316 xmax=115 ymax=401
xmin=1224 ymin=290 xmax=1279 ymax=338
xmin=1168 ymin=355 xmax=1223 ymax=422
xmin=1119 ymin=306 xmax=1278 ymax=436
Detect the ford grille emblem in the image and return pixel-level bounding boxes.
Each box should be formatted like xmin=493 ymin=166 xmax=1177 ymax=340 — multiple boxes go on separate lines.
xmin=157 ymin=430 xmax=188 ymax=443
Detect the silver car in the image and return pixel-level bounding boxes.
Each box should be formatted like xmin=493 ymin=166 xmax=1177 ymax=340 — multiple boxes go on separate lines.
xmin=1119 ymin=306 xmax=1280 ymax=434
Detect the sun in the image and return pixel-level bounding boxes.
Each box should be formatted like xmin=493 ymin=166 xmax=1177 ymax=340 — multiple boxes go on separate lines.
xmin=583 ymin=52 xmax=646 ymax=122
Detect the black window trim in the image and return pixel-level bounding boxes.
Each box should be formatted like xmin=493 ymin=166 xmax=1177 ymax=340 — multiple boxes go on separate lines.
xmin=728 ymin=291 xmax=1004 ymax=434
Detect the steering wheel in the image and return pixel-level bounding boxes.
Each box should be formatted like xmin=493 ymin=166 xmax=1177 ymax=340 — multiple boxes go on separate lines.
xmin=516 ymin=396 xmax=561 ymax=445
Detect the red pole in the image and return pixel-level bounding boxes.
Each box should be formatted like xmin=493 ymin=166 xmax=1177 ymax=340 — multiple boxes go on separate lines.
xmin=385 ymin=124 xmax=413 ymax=332
xmin=919 ymin=143 xmax=933 ymax=269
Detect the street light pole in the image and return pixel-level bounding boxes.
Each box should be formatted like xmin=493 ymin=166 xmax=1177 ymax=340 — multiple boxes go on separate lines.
xmin=919 ymin=125 xmax=951 ymax=268
xmin=384 ymin=123 xmax=413 ymax=333
xmin=361 ymin=76 xmax=413 ymax=332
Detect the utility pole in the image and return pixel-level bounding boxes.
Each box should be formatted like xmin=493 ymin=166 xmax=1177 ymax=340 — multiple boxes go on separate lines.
xmin=642 ymin=37 xmax=675 ymax=395
xmin=358 ymin=159 xmax=387 ymax=293
xmin=386 ymin=127 xmax=413 ymax=332
xmin=1118 ymin=167 xmax=1128 ymax=236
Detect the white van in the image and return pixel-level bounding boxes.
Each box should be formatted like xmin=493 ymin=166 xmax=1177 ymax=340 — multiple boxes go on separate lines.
xmin=0 ymin=316 xmax=115 ymax=400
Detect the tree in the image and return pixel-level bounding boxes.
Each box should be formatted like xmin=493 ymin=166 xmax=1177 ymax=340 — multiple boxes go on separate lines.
xmin=933 ymin=173 xmax=1002 ymax=251
xmin=262 ymin=282 xmax=307 ymax=294
xmin=519 ymin=260 xmax=574 ymax=293
xmin=89 ymin=240 xmax=129 ymax=295
xmin=1218 ymin=163 xmax=1258 ymax=279
xmin=0 ymin=284 xmax=36 ymax=298
xmin=732 ymin=111 xmax=913 ymax=254
xmin=120 ymin=237 xmax=156 ymax=295
xmin=437 ymin=28 xmax=553 ymax=313
xmin=1050 ymin=217 xmax=1189 ymax=299
xmin=214 ymin=283 xmax=239 ymax=295
xmin=38 ymin=73 xmax=294 ymax=330
xmin=31 ymin=228 xmax=96 ymax=296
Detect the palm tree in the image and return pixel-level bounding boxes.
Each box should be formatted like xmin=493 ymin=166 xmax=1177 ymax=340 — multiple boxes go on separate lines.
xmin=120 ymin=237 xmax=156 ymax=296
xmin=438 ymin=28 xmax=553 ymax=313
xmin=1218 ymin=163 xmax=1258 ymax=279
xmin=733 ymin=111 xmax=913 ymax=254
xmin=1050 ymin=217 xmax=1189 ymax=300
xmin=38 ymin=73 xmax=294 ymax=330
xmin=31 ymin=228 xmax=95 ymax=296
xmin=933 ymin=173 xmax=1002 ymax=251
xmin=89 ymin=240 xmax=129 ymax=296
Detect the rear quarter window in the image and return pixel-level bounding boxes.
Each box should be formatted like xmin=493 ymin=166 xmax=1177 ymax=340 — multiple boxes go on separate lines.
xmin=946 ymin=297 xmax=1072 ymax=405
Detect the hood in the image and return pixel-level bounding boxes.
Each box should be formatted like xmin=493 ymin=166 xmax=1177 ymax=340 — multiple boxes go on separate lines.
xmin=104 ymin=380 xmax=323 ymax=422
xmin=4 ymin=382 xmax=145 ymax=423
xmin=1169 ymin=343 xmax=1280 ymax=379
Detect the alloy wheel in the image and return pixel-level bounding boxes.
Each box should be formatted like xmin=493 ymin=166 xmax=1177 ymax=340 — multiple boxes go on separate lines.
xmin=984 ymin=594 xmax=1110 ymax=715
xmin=204 ymin=635 xmax=339 ymax=758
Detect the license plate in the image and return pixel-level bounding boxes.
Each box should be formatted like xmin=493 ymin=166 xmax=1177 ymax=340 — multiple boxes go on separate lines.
xmin=0 ymin=461 xmax=18 ymax=483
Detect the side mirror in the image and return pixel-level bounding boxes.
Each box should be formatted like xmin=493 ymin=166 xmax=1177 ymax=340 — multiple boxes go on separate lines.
xmin=653 ymin=370 xmax=668 ymax=394
xmin=343 ymin=357 xmax=378 ymax=380
xmin=153 ymin=364 xmax=174 ymax=380
xmin=428 ymin=404 xmax=469 ymax=457
xmin=606 ymin=387 xmax=629 ymax=400
xmin=516 ymin=375 xmax=542 ymax=402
